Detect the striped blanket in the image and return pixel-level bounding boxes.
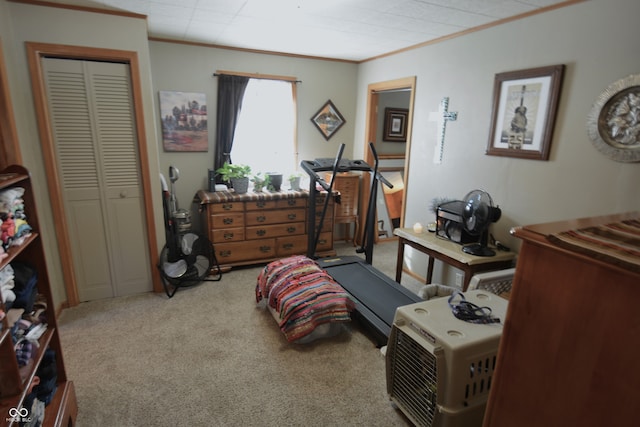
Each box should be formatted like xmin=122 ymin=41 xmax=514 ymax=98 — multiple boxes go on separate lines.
xmin=547 ymin=219 xmax=640 ymax=274
xmin=256 ymin=255 xmax=354 ymax=342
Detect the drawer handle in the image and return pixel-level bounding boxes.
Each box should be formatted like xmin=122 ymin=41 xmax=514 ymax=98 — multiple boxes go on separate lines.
xmin=219 ymin=250 xmax=232 ymax=258
xmin=283 ymin=243 xmax=294 ymax=250
xmin=223 ymin=217 xmax=234 ymax=225
xmin=318 ymin=239 xmax=327 ymax=245
xmin=223 ymin=203 xmax=233 ymax=210
xmin=288 ymin=213 xmax=297 ymax=220
xmin=287 ymin=226 xmax=296 ymax=233
xmin=224 ymin=232 xmax=234 ymax=240
xmin=256 ymin=201 xmax=266 ymax=208
xmin=259 ymin=245 xmax=271 ymax=253
xmin=287 ymin=199 xmax=296 ymax=206
xmin=257 ymin=229 xmax=266 ymax=236
xmin=257 ymin=215 xmax=266 ymax=222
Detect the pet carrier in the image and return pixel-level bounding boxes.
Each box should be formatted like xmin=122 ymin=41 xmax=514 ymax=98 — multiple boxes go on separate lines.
xmin=386 ymin=290 xmax=508 ymax=427
xmin=158 ymin=166 xmax=221 ymax=298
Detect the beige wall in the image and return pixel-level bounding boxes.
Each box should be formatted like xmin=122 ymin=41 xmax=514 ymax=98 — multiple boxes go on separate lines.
xmin=148 ymin=40 xmax=358 ymax=223
xmin=1 ymin=0 xmax=164 ymax=307
xmin=376 ymin=90 xmax=410 ymax=156
xmin=355 ymin=0 xmax=640 ymax=283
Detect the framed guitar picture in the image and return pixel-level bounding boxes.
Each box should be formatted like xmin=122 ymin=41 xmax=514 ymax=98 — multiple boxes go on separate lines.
xmin=486 ymin=65 xmax=565 ymax=160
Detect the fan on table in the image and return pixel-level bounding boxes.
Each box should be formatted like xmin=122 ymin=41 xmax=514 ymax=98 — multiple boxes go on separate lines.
xmin=461 ymin=189 xmax=501 ymax=257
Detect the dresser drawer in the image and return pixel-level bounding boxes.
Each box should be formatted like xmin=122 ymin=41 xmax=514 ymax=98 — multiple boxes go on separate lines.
xmin=316 ymin=231 xmax=333 ymax=252
xmin=276 ymin=235 xmax=308 ymax=256
xmin=210 ymin=212 xmax=244 ymax=228
xmin=245 ymin=208 xmax=305 ymax=226
xmin=210 ymin=227 xmax=244 ymax=243
xmin=245 ymin=200 xmax=277 ymax=211
xmin=246 ymin=222 xmax=305 ymax=240
xmin=276 ymin=198 xmax=306 ymax=209
xmin=314 ymin=206 xmax=334 ymax=229
xmin=209 ymin=202 xmax=244 ymax=214
xmin=215 ymin=240 xmax=276 ymax=263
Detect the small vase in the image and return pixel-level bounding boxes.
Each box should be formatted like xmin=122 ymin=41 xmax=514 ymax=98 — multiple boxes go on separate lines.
xmin=230 ymin=177 xmax=249 ymax=194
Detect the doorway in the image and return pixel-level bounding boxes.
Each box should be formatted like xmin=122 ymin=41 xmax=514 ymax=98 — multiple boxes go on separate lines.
xmin=27 ymin=43 xmax=161 ymax=305
xmin=359 ymin=77 xmax=416 ymax=244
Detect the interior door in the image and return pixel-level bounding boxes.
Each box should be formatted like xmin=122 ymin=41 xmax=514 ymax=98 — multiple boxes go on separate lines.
xmin=42 ymin=57 xmax=151 ymax=301
xmin=361 ymin=77 xmax=416 ymax=244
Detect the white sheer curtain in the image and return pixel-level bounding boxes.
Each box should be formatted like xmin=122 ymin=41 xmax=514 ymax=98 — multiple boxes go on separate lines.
xmin=232 ymin=79 xmax=296 ymax=176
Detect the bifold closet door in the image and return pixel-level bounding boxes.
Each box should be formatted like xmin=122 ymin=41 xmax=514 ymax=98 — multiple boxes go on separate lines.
xmin=43 ymin=57 xmax=151 ymax=301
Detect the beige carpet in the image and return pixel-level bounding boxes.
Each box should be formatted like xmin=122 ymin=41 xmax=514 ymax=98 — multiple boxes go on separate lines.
xmin=58 ymin=240 xmax=421 ymax=426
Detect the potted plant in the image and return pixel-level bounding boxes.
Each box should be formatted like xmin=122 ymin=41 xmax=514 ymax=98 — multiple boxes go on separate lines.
xmin=251 ymin=173 xmax=270 ymax=192
xmin=215 ymin=162 xmax=252 ymax=194
xmin=267 ymin=172 xmax=283 ymax=191
xmin=288 ymin=173 xmax=302 ymax=191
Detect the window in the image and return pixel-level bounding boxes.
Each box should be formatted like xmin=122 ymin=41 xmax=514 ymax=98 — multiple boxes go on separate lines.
xmin=231 ymin=78 xmax=297 ymax=175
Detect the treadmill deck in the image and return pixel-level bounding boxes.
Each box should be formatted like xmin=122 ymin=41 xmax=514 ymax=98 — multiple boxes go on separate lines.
xmin=317 ymin=256 xmax=422 ymax=344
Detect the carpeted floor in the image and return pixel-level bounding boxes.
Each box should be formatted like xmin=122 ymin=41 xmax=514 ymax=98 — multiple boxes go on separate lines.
xmin=58 ymin=240 xmax=420 ymax=426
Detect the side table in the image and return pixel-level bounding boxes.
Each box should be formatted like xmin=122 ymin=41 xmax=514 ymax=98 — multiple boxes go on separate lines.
xmin=394 ymin=228 xmax=516 ymax=290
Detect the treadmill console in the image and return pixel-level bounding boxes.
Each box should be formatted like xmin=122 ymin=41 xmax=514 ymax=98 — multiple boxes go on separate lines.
xmin=301 ymin=158 xmax=372 ymax=173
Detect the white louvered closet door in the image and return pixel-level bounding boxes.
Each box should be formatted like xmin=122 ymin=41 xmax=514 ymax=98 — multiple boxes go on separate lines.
xmin=43 ymin=57 xmax=151 ymax=301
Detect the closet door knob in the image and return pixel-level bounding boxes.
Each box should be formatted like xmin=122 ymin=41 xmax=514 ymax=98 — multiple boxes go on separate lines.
xmin=120 ymin=191 xmax=127 ymax=198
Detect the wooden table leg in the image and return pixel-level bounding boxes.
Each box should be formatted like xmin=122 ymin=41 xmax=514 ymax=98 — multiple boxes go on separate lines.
xmin=426 ymin=257 xmax=435 ymax=284
xmin=463 ymin=269 xmax=472 ymax=291
xmin=395 ymin=238 xmax=405 ymax=282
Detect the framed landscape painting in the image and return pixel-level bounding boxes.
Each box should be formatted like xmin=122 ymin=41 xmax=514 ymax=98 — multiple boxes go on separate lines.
xmin=159 ymin=91 xmax=208 ymax=152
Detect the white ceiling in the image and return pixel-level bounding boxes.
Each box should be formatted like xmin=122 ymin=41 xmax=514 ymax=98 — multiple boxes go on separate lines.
xmin=42 ymin=0 xmax=574 ymax=62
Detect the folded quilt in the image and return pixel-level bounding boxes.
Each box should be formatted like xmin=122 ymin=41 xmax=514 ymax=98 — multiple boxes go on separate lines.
xmin=256 ymin=255 xmax=354 ymax=342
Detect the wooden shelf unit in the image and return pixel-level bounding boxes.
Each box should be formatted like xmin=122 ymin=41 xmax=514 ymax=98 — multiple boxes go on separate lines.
xmin=0 ymin=165 xmax=77 ymax=427
xmin=326 ymin=172 xmax=360 ymax=246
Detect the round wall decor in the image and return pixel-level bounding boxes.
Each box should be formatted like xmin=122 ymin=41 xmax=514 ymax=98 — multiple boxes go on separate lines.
xmin=587 ymin=73 xmax=640 ymax=162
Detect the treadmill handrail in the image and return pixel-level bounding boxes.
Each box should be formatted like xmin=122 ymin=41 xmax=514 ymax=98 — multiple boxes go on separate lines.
xmin=300 ymin=160 xmax=331 ymax=192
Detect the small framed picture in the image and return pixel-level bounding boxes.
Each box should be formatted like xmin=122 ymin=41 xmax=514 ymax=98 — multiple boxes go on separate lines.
xmin=311 ymin=100 xmax=345 ymax=140
xmin=486 ymin=65 xmax=565 ymax=160
xmin=383 ymin=108 xmax=409 ymax=142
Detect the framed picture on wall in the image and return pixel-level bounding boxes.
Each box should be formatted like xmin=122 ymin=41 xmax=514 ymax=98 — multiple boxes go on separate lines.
xmin=486 ymin=65 xmax=565 ymax=160
xmin=311 ymin=99 xmax=345 ymax=140
xmin=159 ymin=91 xmax=208 ymax=152
xmin=383 ymin=108 xmax=408 ymax=142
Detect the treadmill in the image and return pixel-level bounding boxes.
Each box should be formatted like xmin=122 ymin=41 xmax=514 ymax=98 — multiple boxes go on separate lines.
xmin=301 ymin=143 xmax=421 ymax=346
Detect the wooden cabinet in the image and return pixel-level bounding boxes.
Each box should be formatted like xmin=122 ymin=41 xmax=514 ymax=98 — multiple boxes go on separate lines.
xmin=326 ymin=172 xmax=359 ymax=245
xmin=483 ymin=212 xmax=640 ymax=427
xmin=0 ymin=165 xmax=77 ymax=426
xmin=196 ymin=190 xmax=335 ymax=269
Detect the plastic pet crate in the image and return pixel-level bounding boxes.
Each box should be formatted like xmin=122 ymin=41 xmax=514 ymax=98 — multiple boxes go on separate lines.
xmin=386 ymin=290 xmax=508 ymax=427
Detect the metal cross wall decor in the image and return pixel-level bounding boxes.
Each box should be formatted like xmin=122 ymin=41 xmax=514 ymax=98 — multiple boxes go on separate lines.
xmin=431 ymin=97 xmax=458 ymax=164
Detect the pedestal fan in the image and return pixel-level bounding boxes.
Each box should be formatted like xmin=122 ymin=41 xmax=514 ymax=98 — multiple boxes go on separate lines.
xmin=461 ymin=190 xmax=501 ymax=257
xmin=158 ymin=167 xmax=221 ymax=298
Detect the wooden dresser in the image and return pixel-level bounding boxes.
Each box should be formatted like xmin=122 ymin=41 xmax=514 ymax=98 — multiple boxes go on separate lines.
xmin=325 ymin=172 xmax=360 ymax=245
xmin=483 ymin=212 xmax=640 ymax=427
xmin=195 ymin=190 xmax=335 ymax=269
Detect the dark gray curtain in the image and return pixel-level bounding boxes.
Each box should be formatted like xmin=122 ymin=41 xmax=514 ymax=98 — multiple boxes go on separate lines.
xmin=214 ymin=74 xmax=250 ymax=177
